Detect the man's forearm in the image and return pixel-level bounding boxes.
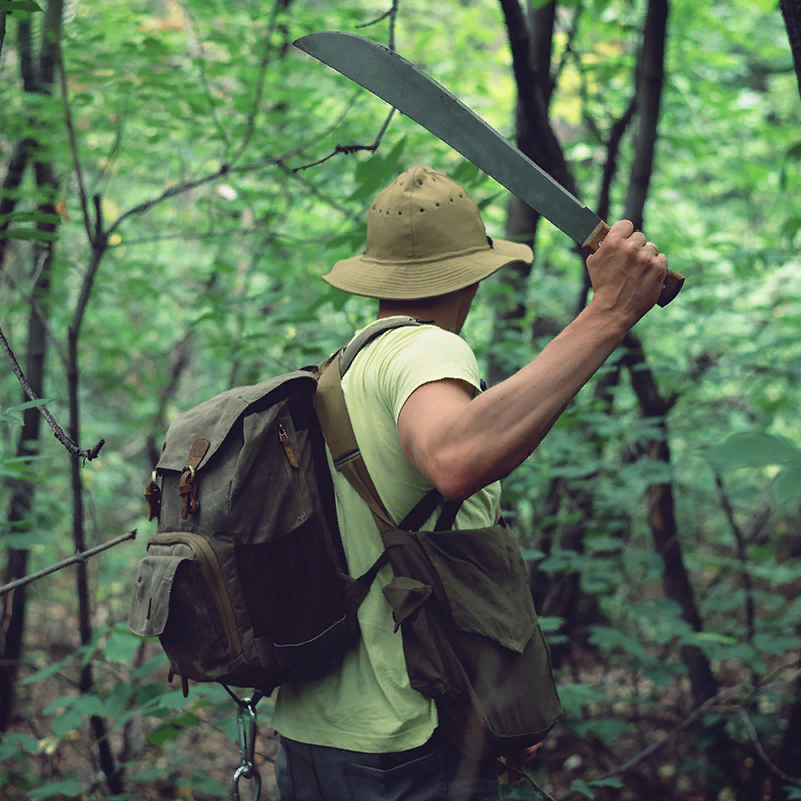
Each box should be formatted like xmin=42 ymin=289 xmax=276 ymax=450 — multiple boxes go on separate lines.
xmin=430 ymin=303 xmax=629 ymax=499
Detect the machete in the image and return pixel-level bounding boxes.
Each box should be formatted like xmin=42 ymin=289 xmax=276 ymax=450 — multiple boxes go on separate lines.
xmin=293 ymin=31 xmax=684 ymax=307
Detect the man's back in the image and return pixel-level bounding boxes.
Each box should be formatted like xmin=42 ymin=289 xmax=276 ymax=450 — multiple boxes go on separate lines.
xmin=271 ymin=320 xmax=500 ymax=752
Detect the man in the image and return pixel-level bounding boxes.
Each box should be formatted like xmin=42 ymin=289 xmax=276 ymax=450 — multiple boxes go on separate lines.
xmin=270 ymin=166 xmax=668 ymax=800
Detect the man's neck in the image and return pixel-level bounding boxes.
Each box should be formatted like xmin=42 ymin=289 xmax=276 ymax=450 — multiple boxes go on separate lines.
xmin=377 ymin=286 xmax=475 ymax=334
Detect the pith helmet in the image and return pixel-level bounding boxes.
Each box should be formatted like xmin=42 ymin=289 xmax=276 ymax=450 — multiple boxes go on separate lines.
xmin=322 ymin=166 xmax=533 ymax=300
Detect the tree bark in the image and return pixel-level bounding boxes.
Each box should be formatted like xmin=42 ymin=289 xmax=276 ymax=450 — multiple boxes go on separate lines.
xmin=0 ymin=3 xmax=61 ymax=734
xmin=780 ymin=0 xmax=801 ymax=101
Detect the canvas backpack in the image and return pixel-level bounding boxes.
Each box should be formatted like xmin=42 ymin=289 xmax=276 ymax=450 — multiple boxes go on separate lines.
xmin=127 ymin=318 xmax=424 ymax=697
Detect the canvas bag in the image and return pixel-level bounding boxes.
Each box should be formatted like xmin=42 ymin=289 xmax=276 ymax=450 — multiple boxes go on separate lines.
xmin=315 ymin=323 xmax=563 ymax=760
xmin=127 ymin=320 xmax=418 ymax=696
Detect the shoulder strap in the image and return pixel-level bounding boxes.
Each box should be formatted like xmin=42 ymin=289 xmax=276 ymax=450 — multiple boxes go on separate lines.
xmin=339 ymin=317 xmax=430 ymax=377
xmin=315 ymin=350 xmax=394 ymax=531
xmin=315 ymin=317 xmax=437 ymax=533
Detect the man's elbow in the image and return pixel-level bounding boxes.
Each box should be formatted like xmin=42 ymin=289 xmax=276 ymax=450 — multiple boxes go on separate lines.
xmin=426 ymin=456 xmax=487 ymax=503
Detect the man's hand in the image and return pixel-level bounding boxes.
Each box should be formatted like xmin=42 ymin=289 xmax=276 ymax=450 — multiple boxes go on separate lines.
xmin=585 ymin=220 xmax=668 ymax=328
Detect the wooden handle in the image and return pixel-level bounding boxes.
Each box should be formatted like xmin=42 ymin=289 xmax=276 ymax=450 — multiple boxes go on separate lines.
xmin=582 ymin=220 xmax=684 ymax=307
xmin=657 ymin=269 xmax=685 ymax=307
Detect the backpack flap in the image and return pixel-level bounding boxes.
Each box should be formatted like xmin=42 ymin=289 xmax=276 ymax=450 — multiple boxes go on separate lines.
xmin=129 ymin=542 xmax=193 ymax=638
xmin=155 ymin=371 xmax=319 ymax=542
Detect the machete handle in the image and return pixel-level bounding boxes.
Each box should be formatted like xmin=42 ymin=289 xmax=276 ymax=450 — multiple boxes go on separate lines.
xmin=583 ymin=220 xmax=685 ymax=308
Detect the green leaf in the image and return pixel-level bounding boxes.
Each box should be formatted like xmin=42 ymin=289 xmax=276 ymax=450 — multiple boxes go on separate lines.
xmin=102 ymin=625 xmax=142 ymax=664
xmin=2 ymin=398 xmax=52 ymax=414
xmin=2 ymin=531 xmax=51 ymax=549
xmin=0 ymin=210 xmax=58 ymax=225
xmin=130 ymin=651 xmax=168 ymax=680
xmin=772 ymin=463 xmax=801 ymax=505
xmin=0 ymin=229 xmax=59 ymax=241
xmin=145 ymin=724 xmax=183 ymax=746
xmin=28 ymin=779 xmax=84 ymax=800
xmin=23 ymin=655 xmax=72 ymax=684
xmin=0 ymin=732 xmax=40 ymax=760
xmin=590 ymin=777 xmax=625 ymax=789
xmin=706 ymin=432 xmax=801 ymax=469
xmin=569 ymin=778 xmax=596 ymax=799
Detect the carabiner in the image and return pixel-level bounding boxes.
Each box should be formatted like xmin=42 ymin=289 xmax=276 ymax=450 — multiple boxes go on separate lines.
xmin=231 ymin=697 xmax=261 ymax=801
xmin=231 ymin=763 xmax=262 ymax=801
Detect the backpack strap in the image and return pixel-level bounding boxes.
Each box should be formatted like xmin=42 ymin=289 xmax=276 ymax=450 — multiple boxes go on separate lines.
xmin=315 ymin=349 xmax=395 ymax=531
xmin=315 ymin=317 xmax=456 ymax=534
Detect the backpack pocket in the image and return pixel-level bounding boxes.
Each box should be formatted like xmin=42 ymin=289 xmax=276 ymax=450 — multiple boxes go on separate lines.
xmin=128 ymin=534 xmax=244 ymax=682
xmin=235 ymin=517 xmax=361 ymax=681
xmin=380 ymin=526 xmax=562 ymax=759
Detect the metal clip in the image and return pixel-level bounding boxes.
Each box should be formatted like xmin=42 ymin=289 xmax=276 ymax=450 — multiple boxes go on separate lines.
xmin=231 ymin=698 xmax=261 ymax=801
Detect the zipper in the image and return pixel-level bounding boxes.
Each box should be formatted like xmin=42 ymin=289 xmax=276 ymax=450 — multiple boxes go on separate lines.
xmin=149 ymin=532 xmax=243 ymax=660
xmin=278 ymin=422 xmax=300 ymax=468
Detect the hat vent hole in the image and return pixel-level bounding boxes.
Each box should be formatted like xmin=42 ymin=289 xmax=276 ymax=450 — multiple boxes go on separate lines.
xmin=435 ymin=202 xmax=440 ymax=207
xmin=398 ymin=210 xmax=402 ymax=215
xmin=419 ymin=208 xmax=425 ymax=212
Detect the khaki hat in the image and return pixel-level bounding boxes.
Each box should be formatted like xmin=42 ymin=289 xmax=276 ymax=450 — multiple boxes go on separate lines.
xmin=322 ymin=166 xmax=533 ymax=300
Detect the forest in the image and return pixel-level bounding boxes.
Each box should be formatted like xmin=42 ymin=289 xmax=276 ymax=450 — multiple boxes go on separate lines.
xmin=2 ymin=0 xmax=801 ymax=799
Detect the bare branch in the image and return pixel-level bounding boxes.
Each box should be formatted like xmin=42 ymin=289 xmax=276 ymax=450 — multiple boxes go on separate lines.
xmin=713 ymin=472 xmax=757 ymax=652
xmin=0 ymin=531 xmax=136 ymax=597
xmin=292 ymin=107 xmax=396 ymax=173
xmin=554 ymin=661 xmax=801 ymax=800
xmin=89 ymin=107 xmax=127 ymax=199
xmin=57 ymin=41 xmax=93 ymax=242
xmin=737 ymin=708 xmax=801 ymax=786
xmin=0 ymin=323 xmax=104 ymax=461
xmin=230 ymin=0 xmax=284 ymax=165
xmin=181 ymin=1 xmax=231 ymax=157
xmin=3 ymin=267 xmax=68 ymax=369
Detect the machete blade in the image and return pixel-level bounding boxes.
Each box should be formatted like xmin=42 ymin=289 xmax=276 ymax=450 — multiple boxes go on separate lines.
xmin=293 ymin=31 xmax=684 ymax=306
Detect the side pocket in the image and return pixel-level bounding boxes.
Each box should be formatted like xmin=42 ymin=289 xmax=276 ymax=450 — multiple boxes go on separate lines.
xmin=128 ymin=541 xmax=237 ymax=682
xmin=129 ymin=549 xmax=190 ymax=637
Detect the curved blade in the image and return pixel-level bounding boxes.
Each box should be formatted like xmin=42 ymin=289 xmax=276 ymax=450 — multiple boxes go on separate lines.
xmin=293 ymin=31 xmax=602 ymax=246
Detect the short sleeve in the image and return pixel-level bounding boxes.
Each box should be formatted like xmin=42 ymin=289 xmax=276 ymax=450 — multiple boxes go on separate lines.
xmin=361 ymin=325 xmax=482 ymax=423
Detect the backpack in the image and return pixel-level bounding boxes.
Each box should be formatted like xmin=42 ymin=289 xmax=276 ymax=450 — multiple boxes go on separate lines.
xmin=127 ymin=318 xmax=423 ymax=697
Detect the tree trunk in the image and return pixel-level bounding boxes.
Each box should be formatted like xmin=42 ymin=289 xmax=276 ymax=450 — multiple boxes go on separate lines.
xmin=780 ymin=0 xmax=801 ymax=101
xmin=0 ymin=2 xmax=61 ymax=733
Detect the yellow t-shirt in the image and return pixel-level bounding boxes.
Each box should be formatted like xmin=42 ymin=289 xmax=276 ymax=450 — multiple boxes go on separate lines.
xmin=271 ymin=319 xmax=501 ymax=752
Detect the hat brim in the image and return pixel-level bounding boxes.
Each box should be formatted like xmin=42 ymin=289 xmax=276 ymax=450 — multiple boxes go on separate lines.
xmin=322 ymin=238 xmax=533 ymax=300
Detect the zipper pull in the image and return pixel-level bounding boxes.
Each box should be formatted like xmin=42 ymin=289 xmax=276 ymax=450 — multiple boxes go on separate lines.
xmin=278 ymin=423 xmax=300 ymax=468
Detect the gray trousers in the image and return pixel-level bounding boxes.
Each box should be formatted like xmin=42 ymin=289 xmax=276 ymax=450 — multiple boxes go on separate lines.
xmin=275 ymin=728 xmax=501 ymax=801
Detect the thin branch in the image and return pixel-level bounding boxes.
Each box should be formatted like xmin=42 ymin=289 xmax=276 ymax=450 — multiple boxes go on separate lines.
xmin=714 ymin=472 xmax=757 ymax=647
xmin=501 ymin=764 xmax=557 ymax=801
xmin=551 ymin=2 xmax=583 ymax=96
xmin=293 ymin=0 xmax=400 ymax=174
xmin=0 ymin=323 xmax=104 ymax=461
xmin=281 ymin=163 xmax=356 ymax=217
xmin=292 ymin=107 xmax=396 ymax=173
xmin=119 ymin=227 xmax=328 ymax=247
xmin=230 ymin=0 xmax=283 ymax=165
xmin=180 ymin=1 xmax=231 ymax=156
xmin=89 ymin=107 xmax=127 ymax=199
xmin=0 ymin=531 xmax=136 ymax=597
xmin=356 ymin=0 xmax=399 ymax=49
xmin=57 ymin=41 xmax=92 ymax=242
xmin=3 ymin=267 xmax=68 ymax=368
xmin=554 ymin=662 xmax=800 ymax=800
xmin=737 ymin=708 xmax=801 ymax=786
